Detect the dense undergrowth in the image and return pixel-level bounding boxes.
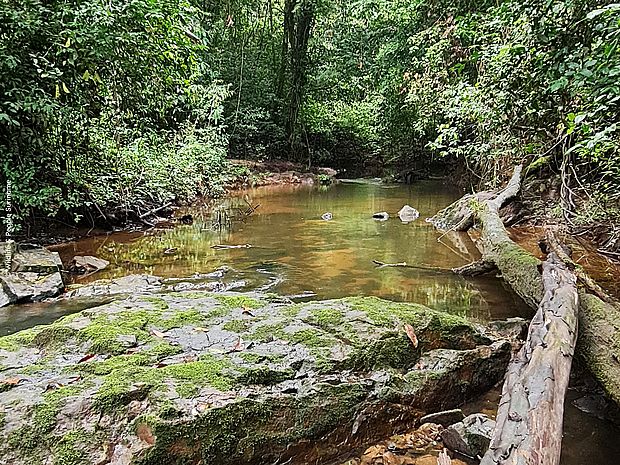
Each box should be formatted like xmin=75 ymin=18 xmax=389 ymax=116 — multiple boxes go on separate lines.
xmin=1 ymin=0 xmax=619 ymax=236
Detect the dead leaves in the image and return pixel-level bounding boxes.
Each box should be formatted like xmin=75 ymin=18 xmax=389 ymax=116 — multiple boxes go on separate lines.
xmin=0 ymin=376 xmax=22 ymax=390
xmin=78 ymin=353 xmax=96 ymax=363
xmin=404 ymin=324 xmax=419 ymax=348
xmin=150 ymin=329 xmax=168 ymax=339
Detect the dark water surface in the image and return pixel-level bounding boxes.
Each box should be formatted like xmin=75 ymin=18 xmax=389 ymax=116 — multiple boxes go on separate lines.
xmin=2 ymin=180 xmax=618 ymax=464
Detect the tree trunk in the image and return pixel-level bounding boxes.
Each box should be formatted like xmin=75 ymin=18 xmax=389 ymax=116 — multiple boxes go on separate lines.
xmin=480 ymin=252 xmax=578 ymax=465
xmin=429 ymin=164 xmax=620 ymax=409
xmin=429 ymin=165 xmax=544 ymax=309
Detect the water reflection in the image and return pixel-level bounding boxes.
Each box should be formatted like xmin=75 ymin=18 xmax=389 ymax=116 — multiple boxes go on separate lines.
xmin=52 ymin=181 xmax=531 ymax=321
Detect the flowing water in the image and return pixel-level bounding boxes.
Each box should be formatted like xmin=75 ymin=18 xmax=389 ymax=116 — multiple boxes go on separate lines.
xmin=2 ymin=180 xmax=619 ymax=463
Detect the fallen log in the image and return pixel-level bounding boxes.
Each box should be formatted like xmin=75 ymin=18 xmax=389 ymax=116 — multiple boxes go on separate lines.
xmin=429 ymin=165 xmax=620 ymax=409
xmin=429 ymin=165 xmax=544 ymax=309
xmin=480 ymin=252 xmax=578 ymax=465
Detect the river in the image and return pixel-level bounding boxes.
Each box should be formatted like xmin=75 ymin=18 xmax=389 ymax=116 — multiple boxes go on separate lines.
xmin=2 ymin=180 xmax=619 ymax=464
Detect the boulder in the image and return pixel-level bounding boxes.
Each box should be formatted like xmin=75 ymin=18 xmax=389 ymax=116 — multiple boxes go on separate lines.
xmin=70 ymin=256 xmax=110 ymax=274
xmin=441 ymin=413 xmax=496 ymax=458
xmin=0 ymin=271 xmax=64 ymax=304
xmin=398 ymin=205 xmax=420 ymax=223
xmin=0 ymin=293 xmax=511 ymax=465
xmin=11 ymin=248 xmax=62 ymax=274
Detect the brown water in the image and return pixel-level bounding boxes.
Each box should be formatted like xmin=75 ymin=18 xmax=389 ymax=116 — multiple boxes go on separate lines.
xmin=52 ymin=181 xmax=531 ymax=321
xmin=3 ymin=180 xmax=619 ymax=464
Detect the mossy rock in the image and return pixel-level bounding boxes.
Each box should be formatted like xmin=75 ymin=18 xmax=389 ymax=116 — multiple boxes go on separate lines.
xmin=0 ymin=291 xmax=510 ymax=465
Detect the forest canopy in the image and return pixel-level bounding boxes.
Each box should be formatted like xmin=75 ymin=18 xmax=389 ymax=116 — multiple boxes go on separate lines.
xmin=1 ymin=0 xmax=619 ymax=231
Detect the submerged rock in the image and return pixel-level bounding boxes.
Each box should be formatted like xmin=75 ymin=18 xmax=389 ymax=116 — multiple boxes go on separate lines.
xmin=0 ymin=293 xmax=511 ymax=465
xmin=440 ymin=413 xmax=496 ymax=458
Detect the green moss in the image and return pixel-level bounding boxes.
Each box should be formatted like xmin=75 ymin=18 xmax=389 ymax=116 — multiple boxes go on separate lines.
xmin=78 ymin=311 xmax=151 ymax=355
xmin=148 ymin=342 xmax=184 ymax=358
xmin=288 ymin=328 xmax=335 ymax=348
xmin=212 ymin=294 xmax=263 ymax=310
xmin=223 ymin=319 xmax=250 ymax=333
xmin=206 ymin=306 xmax=231 ymax=319
xmin=0 ymin=328 xmax=39 ymax=351
xmin=238 ymin=352 xmax=264 ymax=364
xmin=157 ymin=308 xmax=204 ymax=330
xmin=163 ymin=356 xmax=233 ymax=391
xmin=238 ymin=366 xmax=294 ymax=385
xmin=142 ymin=296 xmax=170 ymax=311
xmin=92 ymin=354 xmax=234 ymax=413
xmin=33 ymin=326 xmax=77 ymax=349
xmin=248 ymin=323 xmax=286 ymax=342
xmin=308 ymin=307 xmax=344 ymax=328
xmin=53 ymin=430 xmax=88 ymax=465
xmin=348 ymin=333 xmax=418 ymax=370
xmin=35 ymin=385 xmax=84 ymax=433
xmin=281 ymin=304 xmax=302 ymax=318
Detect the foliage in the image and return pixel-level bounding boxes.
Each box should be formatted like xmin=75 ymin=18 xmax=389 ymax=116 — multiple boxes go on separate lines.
xmin=2 ymin=0 xmax=620 ymax=230
xmin=0 ymin=0 xmax=230 ymax=228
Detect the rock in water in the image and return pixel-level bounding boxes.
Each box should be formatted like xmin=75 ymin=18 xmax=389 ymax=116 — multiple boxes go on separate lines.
xmin=441 ymin=413 xmax=496 ymax=457
xmin=321 ymin=212 xmax=333 ymax=220
xmin=372 ymin=211 xmax=389 ymax=221
xmin=11 ymin=248 xmax=62 ymax=274
xmin=0 ymin=293 xmax=511 ymax=465
xmin=71 ymin=255 xmax=110 ymax=274
xmin=398 ymin=205 xmax=420 ymax=223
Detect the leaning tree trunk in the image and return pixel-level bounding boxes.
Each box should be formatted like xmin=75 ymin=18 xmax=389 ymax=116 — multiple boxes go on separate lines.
xmin=480 ymin=252 xmax=579 ymax=465
xmin=429 ymin=165 xmax=620 ymax=407
xmin=429 ymin=165 xmax=544 ymax=308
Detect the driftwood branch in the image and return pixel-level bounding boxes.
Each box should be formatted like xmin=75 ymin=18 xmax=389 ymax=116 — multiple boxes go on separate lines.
xmin=139 ymin=202 xmax=173 ymax=219
xmin=481 ymin=252 xmax=578 ymax=465
xmin=371 ymin=260 xmax=451 ymax=273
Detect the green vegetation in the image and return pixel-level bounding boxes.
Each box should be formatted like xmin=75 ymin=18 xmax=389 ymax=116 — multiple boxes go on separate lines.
xmin=2 ymin=0 xmax=619 ymax=234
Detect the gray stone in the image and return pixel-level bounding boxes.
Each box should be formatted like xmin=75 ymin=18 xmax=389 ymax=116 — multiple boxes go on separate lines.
xmin=419 ymin=408 xmax=465 ymax=427
xmin=11 ymin=248 xmax=63 ymax=274
xmin=488 ymin=317 xmax=528 ymax=340
xmin=0 ymin=292 xmax=511 ymax=465
xmin=65 ymin=274 xmax=163 ymax=298
xmin=398 ymin=205 xmax=420 ymax=223
xmin=0 ymin=271 xmax=64 ymax=302
xmin=441 ymin=413 xmax=496 ymax=458
xmin=0 ymin=283 xmax=12 ymax=307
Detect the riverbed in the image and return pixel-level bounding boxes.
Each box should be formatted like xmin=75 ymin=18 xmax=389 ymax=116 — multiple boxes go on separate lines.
xmin=2 ymin=180 xmax=619 ymax=464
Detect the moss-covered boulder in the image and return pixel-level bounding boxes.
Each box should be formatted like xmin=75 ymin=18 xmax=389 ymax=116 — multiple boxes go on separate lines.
xmin=0 ymin=292 xmax=511 ymax=465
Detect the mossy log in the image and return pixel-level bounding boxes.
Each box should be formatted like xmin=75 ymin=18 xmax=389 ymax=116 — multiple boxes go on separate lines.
xmin=430 ymin=166 xmax=620 ymax=407
xmin=480 ymin=253 xmax=578 ymax=465
xmin=430 ymin=165 xmax=544 ymax=309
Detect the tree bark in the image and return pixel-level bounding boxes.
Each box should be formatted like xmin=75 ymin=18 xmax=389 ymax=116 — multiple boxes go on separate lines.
xmin=480 ymin=252 xmax=578 ymax=465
